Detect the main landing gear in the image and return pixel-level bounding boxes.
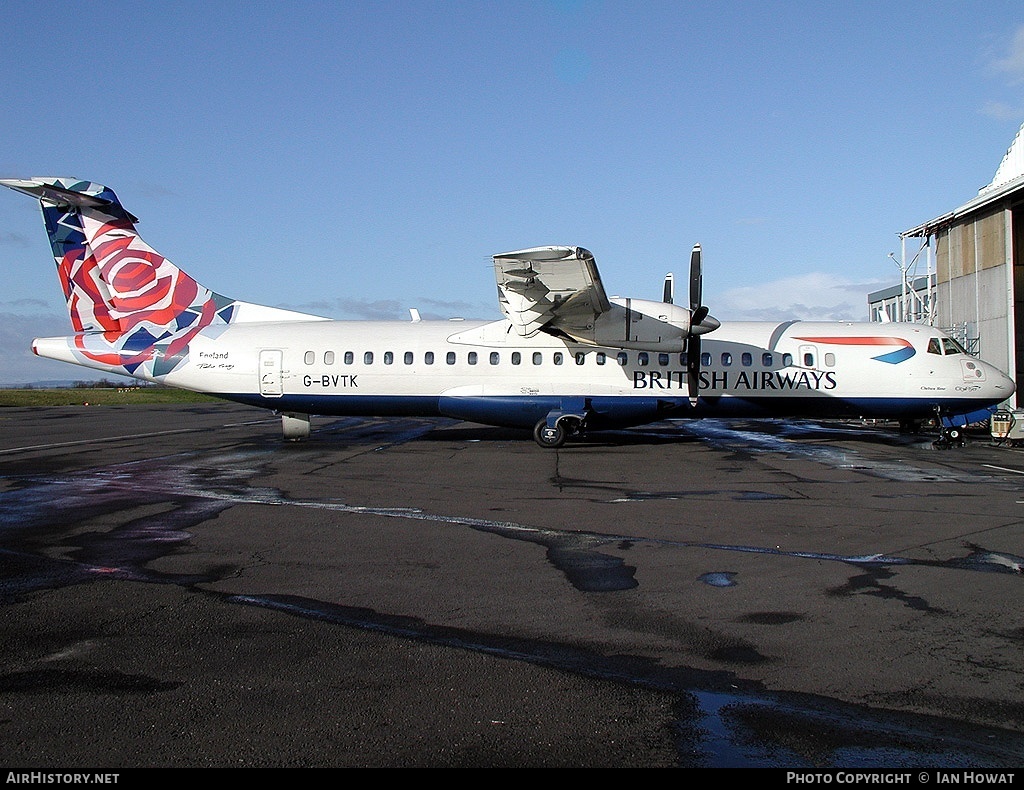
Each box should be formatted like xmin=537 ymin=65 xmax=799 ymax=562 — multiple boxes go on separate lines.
xmin=533 ymin=406 xmax=588 ymax=448
xmin=533 ymin=420 xmax=568 ymax=448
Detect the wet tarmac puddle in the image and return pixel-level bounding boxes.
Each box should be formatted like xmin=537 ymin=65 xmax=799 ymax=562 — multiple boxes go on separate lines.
xmin=2 ymin=416 xmax=1023 ymax=766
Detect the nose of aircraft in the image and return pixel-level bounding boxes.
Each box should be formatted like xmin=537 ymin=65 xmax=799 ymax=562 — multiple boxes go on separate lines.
xmin=988 ymin=364 xmax=1016 ymax=402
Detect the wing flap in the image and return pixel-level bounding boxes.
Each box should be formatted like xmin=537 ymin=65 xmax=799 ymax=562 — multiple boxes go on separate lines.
xmin=493 ymin=246 xmax=611 ymax=337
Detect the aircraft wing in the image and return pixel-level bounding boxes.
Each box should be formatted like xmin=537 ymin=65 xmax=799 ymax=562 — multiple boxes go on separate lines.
xmin=492 ymin=246 xmax=612 ymax=337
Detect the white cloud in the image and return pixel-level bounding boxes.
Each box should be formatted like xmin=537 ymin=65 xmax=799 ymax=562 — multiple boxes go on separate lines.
xmin=981 ymin=25 xmax=1024 ymax=120
xmin=991 ymin=25 xmax=1024 ymax=84
xmin=711 ymin=272 xmax=890 ymax=323
xmin=980 ymin=99 xmax=1024 ymax=122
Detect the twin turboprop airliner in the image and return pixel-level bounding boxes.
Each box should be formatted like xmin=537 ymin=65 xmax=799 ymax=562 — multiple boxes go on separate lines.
xmin=1 ymin=177 xmax=1015 ymax=448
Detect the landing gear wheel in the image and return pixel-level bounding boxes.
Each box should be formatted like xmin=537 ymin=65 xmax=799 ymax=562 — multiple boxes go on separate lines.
xmin=533 ymin=419 xmax=567 ymax=449
xmin=933 ymin=426 xmax=966 ymax=450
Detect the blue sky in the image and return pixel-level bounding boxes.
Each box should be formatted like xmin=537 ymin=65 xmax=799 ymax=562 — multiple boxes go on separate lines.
xmin=1 ymin=1 xmax=1023 ymax=384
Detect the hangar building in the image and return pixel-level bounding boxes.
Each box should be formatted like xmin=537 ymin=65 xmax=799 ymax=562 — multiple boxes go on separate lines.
xmin=893 ymin=121 xmax=1024 ymax=406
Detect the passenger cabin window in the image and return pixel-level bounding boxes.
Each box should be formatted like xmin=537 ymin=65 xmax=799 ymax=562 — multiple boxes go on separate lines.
xmin=490 ymin=352 xmax=500 ymax=365
xmin=783 ymin=353 xmax=793 ymax=366
xmin=553 ymin=352 xmax=563 ymax=365
xmin=344 ymin=351 xmax=354 ymax=365
xmin=468 ymin=352 xmax=477 ymax=365
xmin=512 ymin=352 xmax=521 ymax=365
xmin=617 ymin=352 xmax=628 ymax=366
xmin=304 ymin=351 xmax=315 ymax=365
xmin=324 ymin=351 xmax=335 ymax=365
xmin=424 ymin=351 xmax=434 ymax=365
xmin=741 ymin=352 xmax=752 ymax=366
xmin=404 ymin=352 xmax=414 ymax=365
xmin=700 ymin=352 xmax=711 ymax=366
xmin=596 ymin=352 xmax=606 ymax=365
xmin=721 ymin=353 xmax=732 ymax=366
xmin=762 ymin=352 xmax=773 ymax=366
xmin=384 ymin=351 xmax=394 ymax=365
xmin=637 ymin=352 xmax=649 ymax=366
xmin=803 ymin=352 xmax=814 ymax=367
xmin=824 ymin=353 xmax=835 ymax=367
xmin=658 ymin=353 xmax=670 ymax=366
xmin=446 ymin=351 xmax=456 ymax=365
xmin=364 ymin=352 xmax=374 ymax=365
xmin=533 ymin=352 xmax=543 ymax=365
xmin=575 ymin=352 xmax=586 ymax=365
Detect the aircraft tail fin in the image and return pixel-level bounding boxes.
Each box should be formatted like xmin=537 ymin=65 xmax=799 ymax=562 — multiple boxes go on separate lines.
xmin=0 ymin=177 xmax=234 ymax=337
xmin=2 ymin=177 xmax=321 ymax=376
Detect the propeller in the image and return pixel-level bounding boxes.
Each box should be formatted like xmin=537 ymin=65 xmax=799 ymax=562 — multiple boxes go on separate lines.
xmin=686 ymin=244 xmax=718 ymax=406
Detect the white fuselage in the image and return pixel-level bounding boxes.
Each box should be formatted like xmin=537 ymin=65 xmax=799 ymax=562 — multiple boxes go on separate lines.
xmin=34 ymin=317 xmax=1015 ymax=431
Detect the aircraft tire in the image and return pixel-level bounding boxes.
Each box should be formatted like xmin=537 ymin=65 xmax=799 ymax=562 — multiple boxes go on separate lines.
xmin=933 ymin=427 xmax=966 ymax=450
xmin=533 ymin=420 xmax=567 ymax=449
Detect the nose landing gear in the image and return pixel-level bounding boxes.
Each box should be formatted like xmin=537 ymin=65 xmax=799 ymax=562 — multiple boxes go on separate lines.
xmin=932 ymin=406 xmax=967 ymax=450
xmin=933 ymin=426 xmax=966 ymax=450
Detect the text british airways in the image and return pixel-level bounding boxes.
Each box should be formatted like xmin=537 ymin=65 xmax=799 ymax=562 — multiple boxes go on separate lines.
xmin=633 ymin=370 xmax=838 ymax=390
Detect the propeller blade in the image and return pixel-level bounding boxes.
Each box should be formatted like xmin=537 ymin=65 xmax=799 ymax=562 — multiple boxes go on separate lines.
xmin=663 ymin=273 xmax=674 ymax=304
xmin=687 ymin=336 xmax=701 ymax=407
xmin=687 ymin=244 xmax=706 ymax=407
xmin=689 ymin=244 xmax=702 ymax=311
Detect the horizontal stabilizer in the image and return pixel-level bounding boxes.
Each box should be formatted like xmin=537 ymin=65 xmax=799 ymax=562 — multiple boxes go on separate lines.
xmin=0 ymin=177 xmax=138 ymax=221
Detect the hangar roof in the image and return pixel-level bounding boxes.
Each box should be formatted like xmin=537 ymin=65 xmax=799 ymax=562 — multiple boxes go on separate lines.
xmin=902 ymin=120 xmax=1024 ymax=238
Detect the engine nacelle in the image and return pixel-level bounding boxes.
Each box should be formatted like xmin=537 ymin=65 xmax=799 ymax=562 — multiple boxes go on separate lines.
xmin=584 ymin=298 xmax=692 ymax=352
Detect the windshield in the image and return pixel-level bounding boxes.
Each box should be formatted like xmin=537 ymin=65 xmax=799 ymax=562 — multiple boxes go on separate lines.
xmin=942 ymin=337 xmax=967 ymax=355
xmin=928 ymin=336 xmax=968 ymax=355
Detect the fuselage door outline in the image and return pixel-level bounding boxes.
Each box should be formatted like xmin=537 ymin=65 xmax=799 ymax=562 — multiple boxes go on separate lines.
xmin=259 ymin=348 xmax=284 ymax=397
xmin=798 ymin=343 xmax=818 ymax=370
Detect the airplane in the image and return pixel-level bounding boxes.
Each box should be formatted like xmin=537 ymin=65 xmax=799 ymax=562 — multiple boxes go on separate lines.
xmin=1 ymin=176 xmax=1016 ymax=449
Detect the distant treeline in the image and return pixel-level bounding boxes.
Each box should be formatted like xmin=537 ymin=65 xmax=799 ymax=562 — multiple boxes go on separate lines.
xmin=12 ymin=379 xmax=150 ymax=390
xmin=72 ymin=379 xmax=148 ymax=389
xmin=0 ymin=386 xmax=221 ymax=407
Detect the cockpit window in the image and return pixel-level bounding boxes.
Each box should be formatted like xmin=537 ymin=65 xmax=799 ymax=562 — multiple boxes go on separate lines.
xmin=942 ymin=338 xmax=966 ymax=355
xmin=927 ymin=338 xmax=942 ymax=355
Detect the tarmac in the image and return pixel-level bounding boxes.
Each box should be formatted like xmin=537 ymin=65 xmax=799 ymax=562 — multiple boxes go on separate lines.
xmin=1 ymin=403 xmax=1023 ymax=768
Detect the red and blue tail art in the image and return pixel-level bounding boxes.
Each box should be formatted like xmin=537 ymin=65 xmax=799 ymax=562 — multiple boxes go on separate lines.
xmin=1 ymin=178 xmax=240 ymax=377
